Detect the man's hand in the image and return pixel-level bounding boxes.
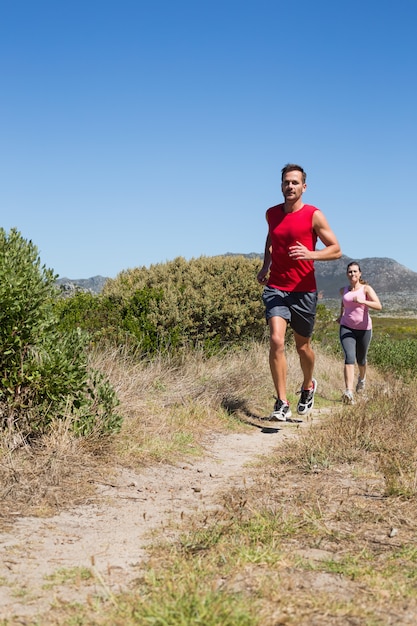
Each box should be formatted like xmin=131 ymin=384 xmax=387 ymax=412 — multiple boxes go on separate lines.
xmin=257 ymin=268 xmax=269 ymax=284
xmin=288 ymin=241 xmax=312 ymax=260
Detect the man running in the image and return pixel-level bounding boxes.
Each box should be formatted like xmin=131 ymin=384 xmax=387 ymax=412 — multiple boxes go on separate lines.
xmin=257 ymin=163 xmax=341 ymax=421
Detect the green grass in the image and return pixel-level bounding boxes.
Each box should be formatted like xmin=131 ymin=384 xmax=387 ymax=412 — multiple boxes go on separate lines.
xmin=43 ymin=567 xmax=94 ymax=589
xmin=372 ymin=316 xmax=417 ymax=340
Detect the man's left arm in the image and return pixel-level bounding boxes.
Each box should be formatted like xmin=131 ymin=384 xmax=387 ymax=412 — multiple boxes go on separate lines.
xmin=312 ymin=210 xmax=342 ymax=260
xmin=288 ymin=210 xmax=342 ymax=261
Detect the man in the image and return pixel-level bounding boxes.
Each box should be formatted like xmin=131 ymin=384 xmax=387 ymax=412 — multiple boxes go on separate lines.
xmin=257 ymin=163 xmax=341 ymax=421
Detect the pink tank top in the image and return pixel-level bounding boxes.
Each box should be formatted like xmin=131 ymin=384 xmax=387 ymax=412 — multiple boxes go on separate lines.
xmin=340 ymin=285 xmax=372 ymax=330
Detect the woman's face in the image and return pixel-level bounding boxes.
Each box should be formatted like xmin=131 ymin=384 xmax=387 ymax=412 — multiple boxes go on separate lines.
xmin=347 ymin=264 xmax=361 ymax=282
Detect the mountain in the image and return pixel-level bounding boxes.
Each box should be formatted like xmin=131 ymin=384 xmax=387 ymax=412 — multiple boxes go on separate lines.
xmin=315 ymin=255 xmax=417 ymax=297
xmin=225 ymin=252 xmax=417 ymax=297
xmin=56 ymin=275 xmax=108 ymax=295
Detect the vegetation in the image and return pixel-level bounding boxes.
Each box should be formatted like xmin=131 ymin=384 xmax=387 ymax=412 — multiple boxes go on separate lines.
xmin=369 ymin=317 xmax=417 ymax=380
xmin=1 ymin=343 xmax=417 ymax=624
xmin=0 ymin=228 xmax=121 ymax=441
xmin=56 ymin=259 xmax=417 ymax=380
xmin=372 ymin=316 xmax=417 ymax=341
xmin=56 ymin=255 xmax=267 ymax=353
xmin=2 ymin=245 xmax=417 ymax=624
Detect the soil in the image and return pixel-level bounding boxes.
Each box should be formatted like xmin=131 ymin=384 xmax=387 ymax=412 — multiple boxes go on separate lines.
xmin=0 ymin=416 xmax=311 ymax=622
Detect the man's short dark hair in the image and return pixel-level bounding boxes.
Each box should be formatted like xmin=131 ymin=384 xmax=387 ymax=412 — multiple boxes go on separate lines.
xmin=281 ymin=163 xmax=306 ymax=184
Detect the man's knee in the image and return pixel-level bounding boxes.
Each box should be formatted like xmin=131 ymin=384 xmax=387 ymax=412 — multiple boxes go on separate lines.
xmin=295 ymin=337 xmax=312 ymax=356
xmin=270 ymin=333 xmax=285 ymax=353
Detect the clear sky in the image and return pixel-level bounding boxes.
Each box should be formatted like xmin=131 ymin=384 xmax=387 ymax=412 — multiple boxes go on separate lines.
xmin=1 ymin=0 xmax=416 ymax=279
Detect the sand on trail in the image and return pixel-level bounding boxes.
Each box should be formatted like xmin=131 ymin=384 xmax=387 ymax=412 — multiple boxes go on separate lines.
xmin=0 ymin=415 xmax=316 ymax=621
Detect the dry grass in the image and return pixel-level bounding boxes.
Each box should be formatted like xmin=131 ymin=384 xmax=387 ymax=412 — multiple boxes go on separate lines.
xmin=3 ymin=338 xmax=417 ymax=624
xmin=0 ymin=340 xmax=377 ymax=525
xmin=0 ymin=420 xmax=108 ymax=523
xmin=95 ymin=368 xmax=417 ymax=626
xmin=0 ymin=340 xmax=287 ymax=523
xmin=92 ymin=342 xmax=275 ymax=467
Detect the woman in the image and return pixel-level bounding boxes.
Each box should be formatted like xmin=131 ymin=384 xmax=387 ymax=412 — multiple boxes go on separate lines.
xmin=337 ymin=262 xmax=382 ymax=404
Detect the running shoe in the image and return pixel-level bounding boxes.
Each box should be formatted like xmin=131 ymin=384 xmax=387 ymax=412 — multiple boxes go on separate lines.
xmin=297 ymin=378 xmax=317 ymax=415
xmin=269 ymin=398 xmax=292 ymax=422
xmin=356 ymin=377 xmax=366 ymax=393
xmin=342 ymin=390 xmax=355 ymax=405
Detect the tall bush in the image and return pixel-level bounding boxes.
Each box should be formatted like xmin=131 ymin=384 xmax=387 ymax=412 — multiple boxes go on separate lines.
xmin=0 ymin=228 xmax=121 ymax=438
xmin=102 ymin=255 xmax=267 ymax=351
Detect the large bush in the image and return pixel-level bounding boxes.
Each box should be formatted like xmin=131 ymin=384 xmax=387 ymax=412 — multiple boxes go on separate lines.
xmin=0 ymin=228 xmax=121 ymax=438
xmin=57 ymin=256 xmax=267 ymax=353
xmin=105 ymin=255 xmax=267 ymax=350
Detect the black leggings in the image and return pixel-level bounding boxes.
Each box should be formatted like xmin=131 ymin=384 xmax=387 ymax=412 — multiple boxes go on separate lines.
xmin=339 ymin=325 xmax=372 ymax=366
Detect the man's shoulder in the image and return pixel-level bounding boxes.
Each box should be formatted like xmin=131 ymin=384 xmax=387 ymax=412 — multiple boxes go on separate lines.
xmin=267 ymin=203 xmax=284 ymax=212
xmin=303 ymin=204 xmax=320 ymax=212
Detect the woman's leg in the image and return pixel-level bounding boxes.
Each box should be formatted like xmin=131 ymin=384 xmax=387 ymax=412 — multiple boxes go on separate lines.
xmin=340 ymin=325 xmax=356 ymax=393
xmin=356 ymin=329 xmax=372 ymax=389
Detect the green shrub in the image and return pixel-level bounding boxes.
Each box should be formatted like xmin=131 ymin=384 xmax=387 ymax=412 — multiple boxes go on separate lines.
xmin=57 ymin=256 xmax=267 ymax=355
xmin=103 ymin=255 xmax=267 ymax=352
xmin=0 ymin=228 xmax=122 ymax=438
xmin=312 ymin=303 xmax=339 ymax=352
xmin=369 ymin=335 xmax=417 ymax=380
xmin=54 ymin=291 xmax=129 ymax=347
xmin=55 ymin=288 xmax=174 ymax=352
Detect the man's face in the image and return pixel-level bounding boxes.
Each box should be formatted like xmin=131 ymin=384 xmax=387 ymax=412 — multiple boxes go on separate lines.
xmin=281 ymin=170 xmax=306 ymax=202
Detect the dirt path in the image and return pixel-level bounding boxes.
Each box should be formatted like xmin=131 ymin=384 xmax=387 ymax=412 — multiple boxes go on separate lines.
xmin=0 ymin=418 xmax=312 ymax=621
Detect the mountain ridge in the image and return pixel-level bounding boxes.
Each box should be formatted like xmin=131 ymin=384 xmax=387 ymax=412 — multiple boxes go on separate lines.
xmin=225 ymin=253 xmax=417 ymax=298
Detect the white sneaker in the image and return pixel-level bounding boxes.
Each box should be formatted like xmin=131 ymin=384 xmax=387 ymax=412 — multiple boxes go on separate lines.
xmin=342 ymin=390 xmax=355 ymax=405
xmin=269 ymin=399 xmax=292 ymax=422
xmin=297 ymin=378 xmax=317 ymax=415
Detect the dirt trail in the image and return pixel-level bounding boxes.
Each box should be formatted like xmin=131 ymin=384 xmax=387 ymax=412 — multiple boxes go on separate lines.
xmin=0 ymin=417 xmax=314 ymax=621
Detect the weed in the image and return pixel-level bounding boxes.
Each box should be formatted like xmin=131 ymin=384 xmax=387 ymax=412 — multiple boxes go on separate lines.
xmin=43 ymin=567 xmax=93 ymax=588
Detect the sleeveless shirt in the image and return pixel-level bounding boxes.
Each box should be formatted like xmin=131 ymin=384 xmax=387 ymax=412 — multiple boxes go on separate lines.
xmin=266 ymin=203 xmax=318 ymax=291
xmin=340 ymin=285 xmax=372 ymax=330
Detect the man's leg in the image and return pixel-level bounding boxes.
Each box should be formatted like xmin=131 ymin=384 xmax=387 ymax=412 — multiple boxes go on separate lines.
xmin=293 ymin=331 xmax=315 ymax=389
xmin=268 ymin=316 xmax=288 ymax=401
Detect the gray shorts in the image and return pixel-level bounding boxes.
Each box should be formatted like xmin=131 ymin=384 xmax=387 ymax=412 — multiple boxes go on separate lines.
xmin=262 ymin=286 xmax=318 ymax=338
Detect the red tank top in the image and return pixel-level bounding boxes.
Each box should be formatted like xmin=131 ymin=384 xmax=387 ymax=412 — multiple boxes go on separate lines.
xmin=267 ymin=203 xmax=318 ymax=291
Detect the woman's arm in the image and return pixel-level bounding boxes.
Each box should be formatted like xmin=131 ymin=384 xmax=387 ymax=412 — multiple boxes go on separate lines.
xmin=353 ymin=284 xmax=382 ymax=310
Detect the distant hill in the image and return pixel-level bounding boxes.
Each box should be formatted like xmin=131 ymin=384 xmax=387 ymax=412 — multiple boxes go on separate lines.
xmin=315 ymin=255 xmax=417 ymax=297
xmin=225 ymin=252 xmax=417 ymax=297
xmin=56 ymin=275 xmax=108 ymax=295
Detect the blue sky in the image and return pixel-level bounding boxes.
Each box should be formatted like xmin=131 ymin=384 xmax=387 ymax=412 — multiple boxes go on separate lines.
xmin=1 ymin=0 xmax=416 ymax=279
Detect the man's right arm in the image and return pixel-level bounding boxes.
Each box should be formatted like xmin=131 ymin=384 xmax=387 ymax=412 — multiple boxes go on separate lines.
xmin=257 ymin=233 xmax=271 ymax=284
